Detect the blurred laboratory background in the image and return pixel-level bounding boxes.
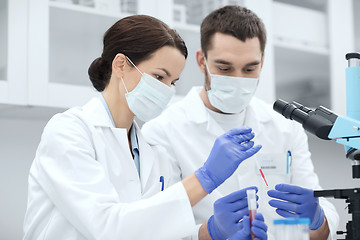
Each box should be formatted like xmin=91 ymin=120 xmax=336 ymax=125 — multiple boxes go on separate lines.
xmin=0 ymin=0 xmax=359 ymax=239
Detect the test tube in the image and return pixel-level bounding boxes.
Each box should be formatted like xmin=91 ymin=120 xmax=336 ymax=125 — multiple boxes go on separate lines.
xmin=247 ymin=189 xmax=257 ymax=240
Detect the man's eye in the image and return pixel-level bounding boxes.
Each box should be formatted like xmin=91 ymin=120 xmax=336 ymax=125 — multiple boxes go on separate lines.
xmin=154 ymin=74 xmax=164 ymax=80
xmin=218 ymin=67 xmax=230 ymax=72
xmin=245 ymin=68 xmax=256 ymax=72
xmin=171 ymin=82 xmax=177 ymax=86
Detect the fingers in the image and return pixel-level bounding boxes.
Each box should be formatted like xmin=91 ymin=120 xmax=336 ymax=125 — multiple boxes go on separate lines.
xmin=232 ymin=196 xmax=259 ymax=217
xmin=238 ymin=141 xmax=255 ymax=151
xmin=252 ymin=213 xmax=268 ymax=240
xmin=267 ymin=189 xmax=303 ymax=204
xmin=231 ymin=199 xmax=248 ymax=212
xmin=275 ymin=184 xmax=311 ymax=195
xmin=254 ymin=213 xmax=264 ymax=221
xmin=268 ymin=184 xmax=312 ymax=204
xmin=252 ymin=216 xmax=267 ymax=232
xmin=252 ymin=225 xmax=268 ymax=240
xmin=275 ymin=208 xmax=298 ymax=218
xmin=232 ymin=208 xmax=250 ymax=220
xmin=229 ymin=216 xmax=251 ymax=240
xmin=218 ymin=187 xmax=258 ymax=213
xmin=241 ymin=215 xmax=251 ymax=232
xmin=214 ymin=198 xmax=248 ymax=214
xmin=252 ymin=226 xmax=267 ymax=240
xmin=231 ymin=132 xmax=255 ymax=144
xmin=225 ymin=127 xmax=255 ymax=144
xmin=222 ymin=186 xmax=258 ymax=203
xmin=244 ymin=144 xmax=262 ymax=157
xmin=229 ymin=214 xmax=268 ymax=240
xmin=226 ymin=127 xmax=252 ymax=136
xmin=268 ymin=199 xmax=300 ymax=213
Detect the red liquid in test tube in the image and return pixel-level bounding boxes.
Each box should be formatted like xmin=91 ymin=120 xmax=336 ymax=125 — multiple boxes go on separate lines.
xmin=249 ymin=209 xmax=256 ymax=239
xmin=247 ymin=189 xmax=257 ymax=240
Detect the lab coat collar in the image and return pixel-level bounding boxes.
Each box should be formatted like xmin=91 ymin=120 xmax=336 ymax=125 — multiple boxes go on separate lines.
xmin=183 ymin=87 xmax=272 ymax=138
xmin=243 ymin=97 xmax=272 ymax=138
xmin=183 ymin=87 xmax=210 ymax=124
xmin=182 ymin=87 xmax=227 ymax=137
xmin=246 ymin=97 xmax=273 ymax=123
xmin=82 ymin=97 xmax=154 ymax=192
xmin=134 ymin=121 xmax=155 ymax=192
xmin=82 ymin=97 xmax=114 ymax=128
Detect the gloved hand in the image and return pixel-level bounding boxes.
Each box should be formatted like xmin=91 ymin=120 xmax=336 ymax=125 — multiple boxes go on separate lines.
xmin=267 ymin=184 xmax=325 ymax=230
xmin=195 ymin=127 xmax=262 ymax=193
xmin=229 ymin=213 xmax=268 ymax=240
xmin=207 ymin=187 xmax=258 ymax=240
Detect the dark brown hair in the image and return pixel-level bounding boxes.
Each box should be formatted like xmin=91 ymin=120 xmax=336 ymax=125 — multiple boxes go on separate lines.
xmin=201 ymin=5 xmax=266 ymax=57
xmin=88 ymin=15 xmax=188 ymax=92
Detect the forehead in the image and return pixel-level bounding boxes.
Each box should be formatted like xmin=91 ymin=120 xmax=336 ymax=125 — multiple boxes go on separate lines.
xmin=139 ymin=46 xmax=185 ymax=76
xmin=207 ymin=32 xmax=262 ymax=63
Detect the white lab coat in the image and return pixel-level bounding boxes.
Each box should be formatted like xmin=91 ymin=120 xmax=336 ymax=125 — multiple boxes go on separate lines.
xmin=23 ymin=97 xmax=197 ymax=240
xmin=142 ymin=87 xmax=339 ymax=240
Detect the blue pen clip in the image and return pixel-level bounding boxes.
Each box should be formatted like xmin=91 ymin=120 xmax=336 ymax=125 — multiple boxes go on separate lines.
xmin=286 ymin=150 xmax=292 ymax=174
xmin=160 ymin=176 xmax=164 ymax=191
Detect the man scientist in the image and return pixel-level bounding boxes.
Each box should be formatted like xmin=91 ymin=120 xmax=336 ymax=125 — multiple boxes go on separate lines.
xmin=142 ymin=5 xmax=339 ymax=240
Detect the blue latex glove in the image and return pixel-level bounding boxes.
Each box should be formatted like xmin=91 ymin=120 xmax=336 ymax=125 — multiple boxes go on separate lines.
xmin=267 ymin=184 xmax=325 ymax=230
xmin=195 ymin=127 xmax=262 ymax=193
xmin=207 ymin=187 xmax=258 ymax=240
xmin=229 ymin=213 xmax=268 ymax=240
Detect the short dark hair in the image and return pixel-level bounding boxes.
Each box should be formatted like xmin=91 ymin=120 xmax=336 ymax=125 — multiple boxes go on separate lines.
xmin=201 ymin=5 xmax=266 ymax=57
xmin=88 ymin=15 xmax=188 ymax=92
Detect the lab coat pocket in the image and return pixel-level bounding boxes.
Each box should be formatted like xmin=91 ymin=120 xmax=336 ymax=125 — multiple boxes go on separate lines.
xmin=141 ymin=174 xmax=168 ymax=199
xmin=254 ymin=152 xmax=291 ymax=187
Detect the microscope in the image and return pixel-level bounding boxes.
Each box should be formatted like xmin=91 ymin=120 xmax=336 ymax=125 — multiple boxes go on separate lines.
xmin=273 ymin=53 xmax=360 ymax=240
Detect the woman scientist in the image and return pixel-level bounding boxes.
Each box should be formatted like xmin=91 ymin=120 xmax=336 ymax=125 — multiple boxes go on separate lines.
xmin=23 ymin=15 xmax=266 ymax=240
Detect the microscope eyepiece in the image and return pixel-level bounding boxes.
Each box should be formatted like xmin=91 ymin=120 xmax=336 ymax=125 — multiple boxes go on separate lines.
xmin=345 ymin=52 xmax=360 ymax=60
xmin=273 ymin=99 xmax=288 ymax=116
xmin=346 ymin=53 xmax=360 ymax=67
xmin=273 ymin=99 xmax=337 ymax=140
xmin=273 ymin=99 xmax=309 ymax=125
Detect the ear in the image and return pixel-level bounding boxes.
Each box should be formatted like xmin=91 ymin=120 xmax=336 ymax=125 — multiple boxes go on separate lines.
xmin=196 ymin=49 xmax=206 ymax=74
xmin=112 ymin=53 xmax=127 ymax=78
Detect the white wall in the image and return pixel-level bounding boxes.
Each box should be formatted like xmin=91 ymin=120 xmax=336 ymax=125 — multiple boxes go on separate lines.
xmin=0 ymin=107 xmax=61 ymax=240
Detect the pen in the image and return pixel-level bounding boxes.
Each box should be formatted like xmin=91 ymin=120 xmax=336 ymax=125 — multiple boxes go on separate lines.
xmin=286 ymin=150 xmax=292 ymax=174
xmin=255 ymin=160 xmax=269 ymax=189
xmin=160 ymin=176 xmax=164 ymax=191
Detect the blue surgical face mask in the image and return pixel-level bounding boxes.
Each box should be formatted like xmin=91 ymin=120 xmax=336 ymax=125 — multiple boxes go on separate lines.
xmin=121 ymin=56 xmax=175 ymax=122
xmin=204 ymin=58 xmax=259 ymax=114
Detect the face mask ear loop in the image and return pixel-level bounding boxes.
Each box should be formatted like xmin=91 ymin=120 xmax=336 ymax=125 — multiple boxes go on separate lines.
xmin=125 ymin=56 xmax=143 ymax=75
xmin=203 ymin=57 xmax=212 ymax=91
xmin=203 ymin=57 xmax=211 ymax=75
xmin=123 ymin=56 xmax=142 ymax=94
xmin=121 ymin=77 xmax=129 ymax=94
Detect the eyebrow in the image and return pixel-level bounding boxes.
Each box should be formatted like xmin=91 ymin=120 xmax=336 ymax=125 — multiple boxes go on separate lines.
xmin=157 ymin=68 xmax=171 ymax=77
xmin=214 ymin=59 xmax=232 ymax=65
xmin=245 ymin=61 xmax=261 ymax=67
xmin=214 ymin=59 xmax=261 ymax=67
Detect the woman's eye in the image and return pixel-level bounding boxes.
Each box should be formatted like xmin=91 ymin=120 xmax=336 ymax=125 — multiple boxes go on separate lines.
xmin=154 ymin=74 xmax=164 ymax=81
xmin=171 ymin=82 xmax=176 ymax=86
